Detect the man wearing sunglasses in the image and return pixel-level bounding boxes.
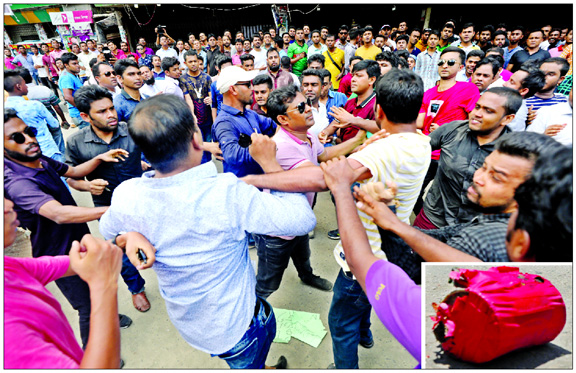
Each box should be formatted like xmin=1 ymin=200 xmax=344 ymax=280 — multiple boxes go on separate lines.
xmin=92 ymin=61 xmax=122 ymax=97
xmin=413 ymin=47 xmax=480 ymax=218
xmin=335 ymin=25 xmax=349 ymax=51
xmin=212 ymin=65 xmax=276 ymax=178
xmin=4 ymin=108 xmax=133 ymax=350
xmin=5 ymin=70 xmax=63 ymax=162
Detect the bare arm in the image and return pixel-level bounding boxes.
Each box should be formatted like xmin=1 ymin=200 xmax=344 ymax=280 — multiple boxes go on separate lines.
xmin=38 ymin=200 xmax=108 ymax=224
xmin=64 ymin=149 xmax=128 ymax=179
xmin=318 ymin=130 xmax=366 ymax=163
xmin=62 ymin=88 xmax=76 ymax=107
xmin=67 ymin=178 xmax=109 ymax=196
xmin=416 ymin=112 xmax=425 ymax=130
xmin=52 ymin=104 xmax=68 ymax=125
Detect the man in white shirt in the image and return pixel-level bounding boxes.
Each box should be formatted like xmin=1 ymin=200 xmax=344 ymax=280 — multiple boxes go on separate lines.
xmin=249 ymin=35 xmax=268 ymax=70
xmin=156 ymin=35 xmax=178 ymax=61
xmin=77 ymin=41 xmax=97 ymax=82
xmin=139 ymin=64 xmax=161 ymax=97
xmin=527 ymin=88 xmax=572 ymax=146
xmin=156 ymin=56 xmax=196 ymax=116
xmin=301 ymin=69 xmax=329 ymax=137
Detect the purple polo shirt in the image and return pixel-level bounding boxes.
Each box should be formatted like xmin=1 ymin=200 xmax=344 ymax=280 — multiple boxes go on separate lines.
xmin=340 ymin=92 xmax=377 ymax=141
xmin=4 ymin=155 xmax=90 ymax=258
xmin=273 ymin=127 xmax=324 ymax=207
xmin=365 ymin=259 xmax=421 ymax=367
xmin=265 ymin=68 xmax=295 ymax=90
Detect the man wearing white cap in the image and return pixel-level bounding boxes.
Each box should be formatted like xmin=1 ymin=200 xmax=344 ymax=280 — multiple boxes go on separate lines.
xmin=212 ymin=66 xmax=278 ymax=178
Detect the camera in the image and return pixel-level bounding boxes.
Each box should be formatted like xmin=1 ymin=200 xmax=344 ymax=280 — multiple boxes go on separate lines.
xmin=102 ymin=48 xmax=112 ymax=61
xmin=156 ymin=25 xmax=166 ymax=34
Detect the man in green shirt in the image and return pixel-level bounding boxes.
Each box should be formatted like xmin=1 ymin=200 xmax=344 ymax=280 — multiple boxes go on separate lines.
xmin=288 ymin=27 xmax=308 ymax=76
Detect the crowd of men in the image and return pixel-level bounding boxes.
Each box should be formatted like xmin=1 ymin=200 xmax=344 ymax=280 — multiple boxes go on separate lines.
xmin=3 ymin=16 xmax=573 ymax=370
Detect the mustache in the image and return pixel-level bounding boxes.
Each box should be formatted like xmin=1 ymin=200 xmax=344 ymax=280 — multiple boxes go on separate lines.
xmin=26 ymin=142 xmax=40 ymax=152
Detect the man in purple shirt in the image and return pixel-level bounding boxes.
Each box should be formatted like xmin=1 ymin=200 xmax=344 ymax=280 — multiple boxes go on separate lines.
xmin=252 ymin=85 xmax=366 ymax=298
xmin=4 ymin=108 xmax=133 ymax=348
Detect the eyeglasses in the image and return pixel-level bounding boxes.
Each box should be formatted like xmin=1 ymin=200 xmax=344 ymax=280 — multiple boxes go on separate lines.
xmin=235 ymin=81 xmax=252 ymax=87
xmin=286 ymin=98 xmax=312 ymax=114
xmin=9 ymin=126 xmax=37 ymax=144
xmin=438 ymin=59 xmax=458 ymax=67
xmin=101 ymin=71 xmax=116 ymax=77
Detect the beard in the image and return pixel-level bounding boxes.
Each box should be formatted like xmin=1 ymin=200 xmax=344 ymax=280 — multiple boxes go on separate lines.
xmin=465 ymin=183 xmax=511 ymax=215
xmin=269 ymin=63 xmax=280 ymax=72
xmin=5 ymin=144 xmax=42 ymax=162
xmin=144 ymin=76 xmax=155 ymax=86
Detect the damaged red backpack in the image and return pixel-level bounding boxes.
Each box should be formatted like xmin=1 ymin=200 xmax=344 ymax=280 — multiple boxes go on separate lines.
xmin=431 ymin=266 xmax=566 ymax=363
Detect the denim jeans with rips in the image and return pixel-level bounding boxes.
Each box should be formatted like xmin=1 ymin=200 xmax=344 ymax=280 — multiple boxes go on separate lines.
xmin=328 ymin=269 xmax=373 ymax=369
xmin=213 ymin=296 xmax=276 ymax=369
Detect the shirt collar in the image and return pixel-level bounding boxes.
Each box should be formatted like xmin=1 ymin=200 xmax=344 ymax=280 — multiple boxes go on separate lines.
xmin=120 ymin=88 xmax=142 ymax=102
xmin=84 ymin=123 xmax=127 ymax=144
xmin=279 ymin=126 xmax=312 ymax=145
xmin=142 ymin=161 xmax=217 ymax=185
xmin=221 ymin=104 xmax=245 ymax=116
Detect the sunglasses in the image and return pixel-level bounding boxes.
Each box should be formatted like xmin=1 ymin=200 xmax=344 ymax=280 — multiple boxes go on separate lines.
xmin=238 ymin=133 xmax=252 ymax=148
xmin=286 ymin=98 xmax=312 ymax=114
xmin=438 ymin=59 xmax=458 ymax=67
xmin=10 ymin=126 xmax=37 ymax=144
xmin=235 ymin=81 xmax=252 ymax=87
xmin=101 ymin=71 xmax=116 ymax=77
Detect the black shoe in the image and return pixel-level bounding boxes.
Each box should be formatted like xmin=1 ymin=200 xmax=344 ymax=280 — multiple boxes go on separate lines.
xmin=120 ymin=358 xmax=125 ymax=369
xmin=273 ymin=355 xmax=287 ymax=369
xmin=302 ymin=275 xmax=333 ymax=291
xmin=119 ymin=314 xmax=132 ymax=329
xmin=360 ymin=330 xmax=374 ymax=348
xmin=327 ymin=229 xmax=340 ymax=240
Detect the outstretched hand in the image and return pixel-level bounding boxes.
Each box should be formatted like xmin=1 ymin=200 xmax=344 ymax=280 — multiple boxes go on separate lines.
xmin=98 ymin=149 xmax=129 ymax=163
xmin=320 ymin=156 xmax=368 ymax=192
xmin=353 ymin=185 xmax=401 ymax=232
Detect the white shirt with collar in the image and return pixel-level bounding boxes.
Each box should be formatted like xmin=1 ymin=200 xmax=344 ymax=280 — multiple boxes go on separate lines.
xmin=527 ymin=100 xmax=572 ymax=146
xmin=157 ymin=75 xmax=184 ymax=99
xmin=308 ymin=101 xmax=329 ymax=137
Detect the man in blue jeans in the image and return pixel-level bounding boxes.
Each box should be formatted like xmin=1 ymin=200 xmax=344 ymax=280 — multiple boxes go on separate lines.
xmin=65 ymin=85 xmax=151 ymax=312
xmin=100 ymin=94 xmax=316 ymax=368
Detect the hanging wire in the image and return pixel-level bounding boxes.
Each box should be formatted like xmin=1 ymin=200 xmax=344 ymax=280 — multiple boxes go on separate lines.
xmin=127 ymin=4 xmax=157 ymax=27
xmin=179 ymin=4 xmax=261 ymax=11
xmin=288 ymin=4 xmax=320 ymax=15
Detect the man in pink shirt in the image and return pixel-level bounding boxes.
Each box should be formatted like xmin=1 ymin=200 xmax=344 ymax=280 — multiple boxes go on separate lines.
xmin=250 ymin=85 xmax=365 ymax=299
xmin=414 ymin=47 xmax=480 ymax=215
xmin=4 ymin=198 xmax=154 ymax=369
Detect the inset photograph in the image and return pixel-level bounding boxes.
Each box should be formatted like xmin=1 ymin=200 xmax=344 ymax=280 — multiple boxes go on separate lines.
xmin=424 ymin=264 xmax=572 ymax=369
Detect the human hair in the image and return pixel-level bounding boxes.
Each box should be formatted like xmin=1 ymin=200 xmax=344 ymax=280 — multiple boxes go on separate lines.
xmin=252 ymin=74 xmax=273 ymax=90
xmin=326 ymin=34 xmax=336 ymax=40
xmin=207 ymin=33 xmax=216 ymax=40
xmin=91 ymin=62 xmax=112 ymax=79
xmin=161 ymin=56 xmax=180 ymax=72
xmin=474 ymin=57 xmax=500 ymax=77
xmin=541 ymin=57 xmax=571 ymax=77
xmin=89 ymin=58 xmax=98 ymax=69
xmin=440 ymin=46 xmax=466 ymax=64
xmin=349 ymin=55 xmax=364 ymax=65
xmin=300 ymin=68 xmax=323 ymax=84
xmin=395 ymin=50 xmax=410 ymax=62
xmin=216 ymin=55 xmax=233 ymax=70
xmin=251 ymin=34 xmax=261 ymax=43
xmin=484 ymin=87 xmax=523 ymax=115
xmin=374 ymin=68 xmax=423 ymax=123
xmin=40 ymin=42 xmax=49 ymax=48
xmin=349 ymin=28 xmax=360 ymax=40
xmin=375 ymin=51 xmax=399 ymax=66
xmin=396 ymin=34 xmax=410 ymax=43
xmin=128 ymin=94 xmax=199 ymax=174
xmin=266 ymin=47 xmax=279 ymax=58
xmin=266 ymin=84 xmax=299 ymax=125
xmin=318 ymin=68 xmax=331 ymax=82
xmin=486 ymin=54 xmax=505 ymax=69
xmin=362 ymin=26 xmax=374 ymax=36
xmin=307 ymin=53 xmax=325 ymax=67
xmin=4 ymin=108 xmax=20 ymax=123
xmin=114 ymin=58 xmax=139 ymax=78
xmin=527 ymin=28 xmax=544 ymax=38
xmin=497 ymin=23 xmax=507 ymax=30
xmin=240 ymin=54 xmax=255 ymax=64
xmin=428 ymin=29 xmax=440 ymax=38
xmin=352 ymin=59 xmax=381 ymax=80
xmin=4 ymin=69 xmax=24 ymax=92
xmin=339 ymin=24 xmax=349 ymax=32
xmin=494 ymin=131 xmax=558 ymax=165
xmin=18 ymin=68 xmax=33 ymax=84
xmin=481 ymin=24 xmax=494 ymax=34
xmin=311 ymin=29 xmax=321 ymax=37
xmin=281 ymin=56 xmax=291 ymax=69
xmin=486 ymin=46 xmax=505 ymax=57
xmin=511 ymin=25 xmax=525 ymax=34
xmin=442 ymin=23 xmax=454 ymax=31
xmin=73 ymin=84 xmax=114 ymax=114
xmin=60 ymin=52 xmax=78 ymax=66
xmin=513 ymin=144 xmax=572 ymax=262
xmin=466 ymin=49 xmax=486 ymax=61
xmin=493 ymin=30 xmax=507 ymax=39
xmin=518 ymin=67 xmax=546 ymax=99
xmin=183 ymin=49 xmax=199 ymax=60
xmin=460 ymin=22 xmax=475 ymax=33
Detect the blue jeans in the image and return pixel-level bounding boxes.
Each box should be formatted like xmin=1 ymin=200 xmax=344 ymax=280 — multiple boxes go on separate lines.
xmin=71 ymin=116 xmax=90 ymax=129
xmin=213 ymin=296 xmax=276 ymax=369
xmin=55 ymin=275 xmax=91 ymax=349
xmin=328 ymin=269 xmax=372 ymax=369
xmin=199 ymin=123 xmax=213 ymax=164
xmin=121 ymin=253 xmax=146 ymax=294
xmin=254 ymin=234 xmax=314 ymax=299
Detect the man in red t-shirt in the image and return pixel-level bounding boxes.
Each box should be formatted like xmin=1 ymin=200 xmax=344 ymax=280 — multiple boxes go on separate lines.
xmin=413 ymin=47 xmax=480 ymax=215
xmin=320 ymin=59 xmax=381 ymax=144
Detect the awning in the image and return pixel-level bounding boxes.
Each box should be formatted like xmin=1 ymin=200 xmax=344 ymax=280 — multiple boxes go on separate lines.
xmin=4 ymin=5 xmax=62 ymax=25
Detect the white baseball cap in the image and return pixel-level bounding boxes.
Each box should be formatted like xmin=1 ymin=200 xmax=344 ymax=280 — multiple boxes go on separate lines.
xmin=216 ymin=66 xmax=261 ymax=93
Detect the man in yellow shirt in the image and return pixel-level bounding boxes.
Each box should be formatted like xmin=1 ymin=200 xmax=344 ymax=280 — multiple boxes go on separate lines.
xmin=355 ymin=26 xmax=382 ymax=61
xmin=323 ymin=34 xmax=346 ymax=89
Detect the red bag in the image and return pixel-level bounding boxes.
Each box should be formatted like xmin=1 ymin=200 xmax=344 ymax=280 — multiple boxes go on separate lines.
xmin=431 ymin=266 xmax=566 ymax=363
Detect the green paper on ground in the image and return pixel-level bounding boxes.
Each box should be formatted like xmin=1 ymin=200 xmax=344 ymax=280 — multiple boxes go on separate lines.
xmin=273 ymin=308 xmax=327 ymax=348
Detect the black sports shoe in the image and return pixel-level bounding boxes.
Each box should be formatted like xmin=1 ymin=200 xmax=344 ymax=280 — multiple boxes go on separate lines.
xmin=119 ymin=314 xmax=132 ymax=329
xmin=360 ymin=330 xmax=374 ymax=348
xmin=273 ymin=356 xmax=287 ymax=369
xmin=327 ymin=229 xmax=340 ymax=240
xmin=302 ymin=275 xmax=333 ymax=291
